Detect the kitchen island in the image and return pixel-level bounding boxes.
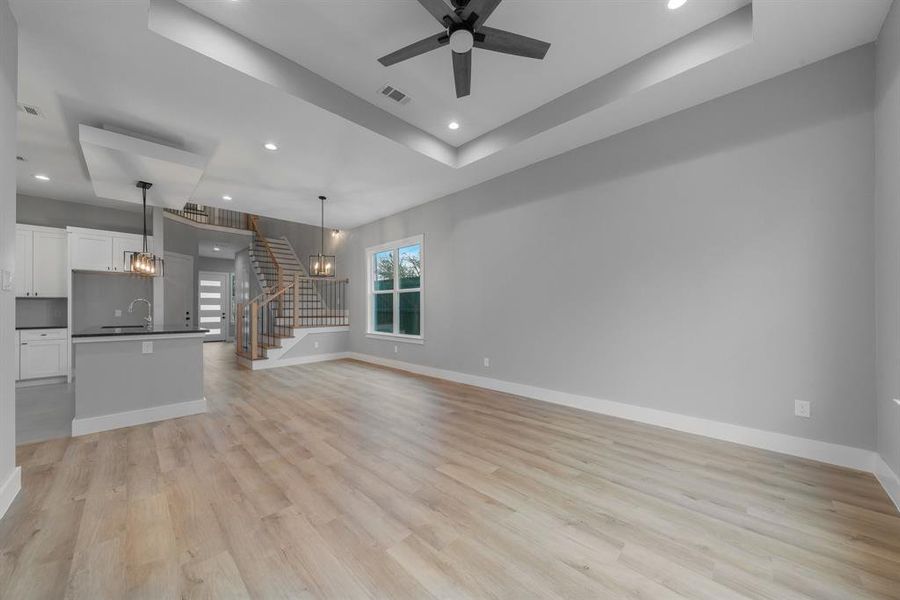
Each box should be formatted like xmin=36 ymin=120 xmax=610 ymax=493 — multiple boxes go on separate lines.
xmin=70 ymin=325 xmax=208 ymax=436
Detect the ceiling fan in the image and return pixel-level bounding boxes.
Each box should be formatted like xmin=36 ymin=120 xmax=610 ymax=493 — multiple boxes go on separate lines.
xmin=378 ymin=0 xmax=551 ymax=99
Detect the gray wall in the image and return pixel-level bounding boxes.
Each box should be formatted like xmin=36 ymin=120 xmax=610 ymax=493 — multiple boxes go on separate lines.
xmin=346 ymin=46 xmax=878 ymax=451
xmin=72 ymin=273 xmax=153 ymax=332
xmin=0 ymin=0 xmax=16 ymax=512
xmin=280 ymin=330 xmax=349 ymax=360
xmin=256 ymin=215 xmax=347 ymax=278
xmin=876 ymin=0 xmax=900 ymax=475
xmin=198 ymin=256 xmax=235 ymax=273
xmin=17 ymin=194 xmax=146 ymax=234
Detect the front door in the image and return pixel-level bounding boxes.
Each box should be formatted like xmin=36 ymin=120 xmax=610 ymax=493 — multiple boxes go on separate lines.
xmin=199 ymin=271 xmax=229 ymax=342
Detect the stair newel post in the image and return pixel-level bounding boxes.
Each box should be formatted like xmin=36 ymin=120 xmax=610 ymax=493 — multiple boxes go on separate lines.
xmin=250 ymin=300 xmax=259 ymax=360
xmin=236 ymin=302 xmax=244 ymax=354
xmin=293 ymin=272 xmax=301 ymax=329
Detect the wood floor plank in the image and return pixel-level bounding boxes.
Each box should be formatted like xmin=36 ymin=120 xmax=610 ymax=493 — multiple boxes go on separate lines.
xmin=1 ymin=342 xmax=898 ymax=599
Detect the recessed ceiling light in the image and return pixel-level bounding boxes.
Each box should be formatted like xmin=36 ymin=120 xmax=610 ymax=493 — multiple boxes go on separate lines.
xmin=34 ymin=174 xmax=49 ymax=181
xmin=222 ymin=195 xmax=233 ymax=201
xmin=213 ymin=246 xmax=221 ymax=252
xmin=667 ymin=0 xmax=687 ymax=9
xmin=264 ymin=142 xmax=278 ymax=151
xmin=448 ymin=121 xmax=460 ymax=130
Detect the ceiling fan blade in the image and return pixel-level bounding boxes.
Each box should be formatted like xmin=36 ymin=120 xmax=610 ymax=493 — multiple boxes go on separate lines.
xmin=378 ymin=33 xmax=449 ymax=66
xmin=474 ymin=26 xmax=550 ymax=60
xmin=416 ymin=0 xmax=460 ymax=26
xmin=452 ymin=50 xmax=472 ymax=98
xmin=460 ymin=0 xmax=503 ymax=26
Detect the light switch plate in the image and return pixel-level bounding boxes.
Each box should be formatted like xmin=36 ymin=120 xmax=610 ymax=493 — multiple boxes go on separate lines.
xmin=142 ymin=341 xmax=153 ymax=354
xmin=115 ymin=309 xmax=122 ymax=317
xmin=1 ymin=270 xmax=12 ymax=291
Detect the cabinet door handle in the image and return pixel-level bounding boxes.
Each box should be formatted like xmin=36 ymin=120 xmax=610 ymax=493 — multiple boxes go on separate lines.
xmin=21 ymin=343 xmax=27 ymax=346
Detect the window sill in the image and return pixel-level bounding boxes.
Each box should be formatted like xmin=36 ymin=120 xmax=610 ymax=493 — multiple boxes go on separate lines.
xmin=366 ymin=333 xmax=425 ymax=345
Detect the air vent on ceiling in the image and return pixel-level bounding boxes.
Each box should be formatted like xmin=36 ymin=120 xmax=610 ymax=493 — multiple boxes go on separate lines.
xmin=17 ymin=103 xmax=43 ymax=117
xmin=379 ymin=84 xmax=411 ymax=105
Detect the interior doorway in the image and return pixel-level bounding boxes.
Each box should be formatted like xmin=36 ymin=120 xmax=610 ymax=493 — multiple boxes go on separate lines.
xmin=164 ymin=251 xmax=194 ymax=329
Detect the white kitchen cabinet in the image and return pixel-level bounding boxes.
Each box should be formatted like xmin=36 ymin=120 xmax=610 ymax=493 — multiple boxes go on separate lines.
xmin=112 ymin=233 xmax=144 ymax=271
xmin=14 ymin=330 xmax=20 ymax=380
xmin=69 ymin=227 xmax=147 ymax=272
xmin=15 ymin=228 xmax=32 ymax=297
xmin=16 ymin=225 xmax=67 ymax=297
xmin=32 ymin=229 xmax=68 ymax=296
xmin=18 ymin=329 xmax=68 ymax=380
xmin=70 ymin=230 xmax=114 ymax=271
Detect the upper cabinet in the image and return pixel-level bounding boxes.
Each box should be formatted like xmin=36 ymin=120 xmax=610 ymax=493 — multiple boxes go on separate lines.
xmin=16 ymin=225 xmax=67 ymax=298
xmin=68 ymin=227 xmax=147 ymax=273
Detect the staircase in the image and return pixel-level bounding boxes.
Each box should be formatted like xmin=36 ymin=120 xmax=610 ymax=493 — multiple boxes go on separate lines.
xmin=237 ymin=217 xmax=349 ymax=366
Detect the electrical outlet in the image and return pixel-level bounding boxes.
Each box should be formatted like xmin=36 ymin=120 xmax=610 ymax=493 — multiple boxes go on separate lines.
xmin=142 ymin=341 xmax=153 ymax=354
xmin=483 ymin=357 xmax=490 ymax=368
xmin=115 ymin=309 xmax=122 ymax=317
xmin=794 ymin=399 xmax=810 ymax=418
xmin=314 ymin=341 xmax=319 ymax=349
xmin=394 ymin=345 xmax=399 ymax=354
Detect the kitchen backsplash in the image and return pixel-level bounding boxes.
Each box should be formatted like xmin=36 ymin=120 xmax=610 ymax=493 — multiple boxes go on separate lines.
xmin=16 ymin=297 xmax=67 ymax=329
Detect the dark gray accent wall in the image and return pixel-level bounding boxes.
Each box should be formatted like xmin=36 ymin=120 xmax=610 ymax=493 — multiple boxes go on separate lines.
xmin=875 ymin=0 xmax=900 ymax=476
xmin=17 ymin=194 xmax=146 ymax=234
xmin=346 ymin=46 xmax=878 ymax=451
xmin=0 ymin=0 xmax=17 ymax=501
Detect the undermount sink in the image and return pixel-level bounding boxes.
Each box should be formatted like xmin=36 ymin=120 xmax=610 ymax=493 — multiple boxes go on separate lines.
xmin=101 ymin=325 xmax=148 ymax=329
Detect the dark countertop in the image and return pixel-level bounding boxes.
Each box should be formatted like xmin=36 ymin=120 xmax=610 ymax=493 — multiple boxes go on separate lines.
xmin=72 ymin=325 xmax=209 ymax=338
xmin=16 ymin=325 xmax=67 ymax=330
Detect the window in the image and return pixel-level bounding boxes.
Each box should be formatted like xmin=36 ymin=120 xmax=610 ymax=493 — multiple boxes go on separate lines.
xmin=366 ymin=235 xmax=423 ymax=341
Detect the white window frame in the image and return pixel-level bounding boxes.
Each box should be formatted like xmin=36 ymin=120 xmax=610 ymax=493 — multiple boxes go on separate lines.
xmin=365 ymin=234 xmax=424 ymax=344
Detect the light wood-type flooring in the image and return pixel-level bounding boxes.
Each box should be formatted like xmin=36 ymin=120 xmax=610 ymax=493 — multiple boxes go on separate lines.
xmin=1 ymin=342 xmax=899 ymax=599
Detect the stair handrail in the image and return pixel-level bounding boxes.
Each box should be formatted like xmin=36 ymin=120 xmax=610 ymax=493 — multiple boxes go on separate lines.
xmin=248 ymin=216 xmax=284 ymax=292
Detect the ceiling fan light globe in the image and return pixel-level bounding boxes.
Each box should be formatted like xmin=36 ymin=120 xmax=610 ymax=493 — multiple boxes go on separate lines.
xmin=449 ymin=29 xmax=474 ymax=54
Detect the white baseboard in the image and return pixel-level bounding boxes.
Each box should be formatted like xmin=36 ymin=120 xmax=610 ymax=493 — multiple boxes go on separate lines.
xmin=0 ymin=467 xmax=21 ymax=521
xmin=71 ymin=398 xmax=208 ymax=436
xmin=346 ymin=353 xmax=878 ymax=473
xmin=874 ymin=456 xmax=900 ymax=512
xmin=250 ymin=352 xmax=350 ymax=371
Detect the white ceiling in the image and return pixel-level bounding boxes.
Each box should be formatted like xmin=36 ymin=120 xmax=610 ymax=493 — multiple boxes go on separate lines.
xmin=180 ymin=0 xmax=747 ymax=145
xmin=11 ymin=0 xmax=892 ymax=229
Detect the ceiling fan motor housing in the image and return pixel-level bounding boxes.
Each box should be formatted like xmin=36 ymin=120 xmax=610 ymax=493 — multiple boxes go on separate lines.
xmin=449 ymin=29 xmax=474 ymax=53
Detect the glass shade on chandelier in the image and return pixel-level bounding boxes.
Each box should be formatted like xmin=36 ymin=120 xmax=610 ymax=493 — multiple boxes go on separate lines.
xmin=127 ymin=251 xmax=163 ymax=275
xmin=309 ymin=254 xmax=335 ymax=277
xmin=125 ymin=181 xmax=164 ymax=277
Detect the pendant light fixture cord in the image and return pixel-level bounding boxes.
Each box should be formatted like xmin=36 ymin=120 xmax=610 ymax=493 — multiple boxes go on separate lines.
xmin=320 ymin=195 xmax=326 ymax=258
xmin=142 ymin=185 xmax=148 ymax=253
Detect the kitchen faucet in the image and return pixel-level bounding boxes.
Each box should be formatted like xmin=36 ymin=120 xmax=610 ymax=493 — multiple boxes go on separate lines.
xmin=128 ymin=298 xmax=153 ymax=328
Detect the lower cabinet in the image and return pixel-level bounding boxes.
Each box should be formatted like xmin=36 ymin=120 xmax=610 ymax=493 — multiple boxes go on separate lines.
xmin=18 ymin=329 xmax=68 ymax=380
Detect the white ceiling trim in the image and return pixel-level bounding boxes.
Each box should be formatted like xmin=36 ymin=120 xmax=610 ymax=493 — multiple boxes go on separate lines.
xmin=148 ymin=0 xmax=456 ymax=167
xmin=458 ymin=5 xmax=752 ymax=167
xmin=79 ymin=124 xmax=207 ymax=208
xmin=149 ymin=0 xmax=751 ymax=170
